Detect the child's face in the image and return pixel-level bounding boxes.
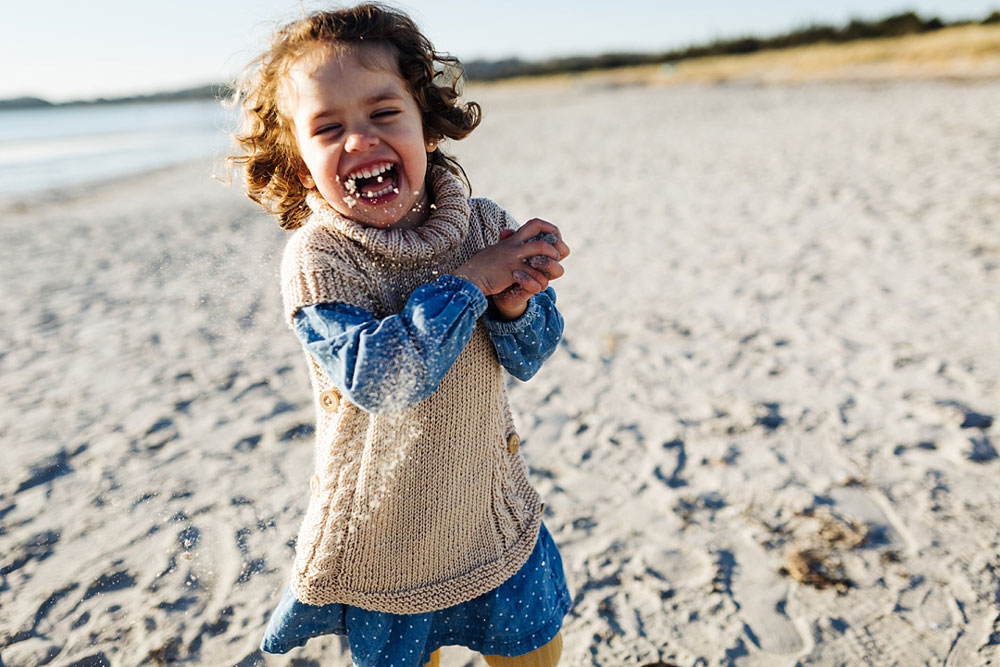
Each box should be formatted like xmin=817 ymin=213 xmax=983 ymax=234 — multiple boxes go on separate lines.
xmin=287 ymin=44 xmax=432 ymax=229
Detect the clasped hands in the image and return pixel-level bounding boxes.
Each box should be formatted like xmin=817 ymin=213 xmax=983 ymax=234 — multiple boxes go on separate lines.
xmin=452 ymin=218 xmax=570 ymax=321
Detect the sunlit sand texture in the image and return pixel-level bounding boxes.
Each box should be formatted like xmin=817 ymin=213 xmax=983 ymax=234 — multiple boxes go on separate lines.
xmin=1 ymin=56 xmax=998 ymax=667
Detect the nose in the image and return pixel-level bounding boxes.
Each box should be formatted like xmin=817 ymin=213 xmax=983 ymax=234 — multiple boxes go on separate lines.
xmin=344 ymin=128 xmax=379 ymax=153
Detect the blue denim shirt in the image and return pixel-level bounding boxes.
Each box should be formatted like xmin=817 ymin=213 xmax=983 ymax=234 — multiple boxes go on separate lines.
xmin=292 ymin=274 xmax=563 ymax=413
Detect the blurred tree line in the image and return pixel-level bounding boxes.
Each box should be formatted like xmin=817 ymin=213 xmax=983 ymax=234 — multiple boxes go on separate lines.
xmin=5 ymin=9 xmax=999 ymax=108
xmin=463 ymin=10 xmax=1000 ymax=81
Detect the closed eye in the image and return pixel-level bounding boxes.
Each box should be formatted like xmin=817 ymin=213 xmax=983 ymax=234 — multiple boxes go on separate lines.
xmin=315 ymin=124 xmax=342 ymax=136
xmin=372 ymin=109 xmax=401 ymax=120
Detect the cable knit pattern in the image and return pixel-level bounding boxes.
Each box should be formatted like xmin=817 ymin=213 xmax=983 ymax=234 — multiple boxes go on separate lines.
xmin=279 ymin=167 xmax=542 ymax=613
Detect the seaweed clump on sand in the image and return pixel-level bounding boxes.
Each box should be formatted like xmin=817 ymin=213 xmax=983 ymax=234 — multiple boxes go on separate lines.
xmin=781 ymin=548 xmax=854 ymax=594
xmin=777 ymin=507 xmax=869 ymax=595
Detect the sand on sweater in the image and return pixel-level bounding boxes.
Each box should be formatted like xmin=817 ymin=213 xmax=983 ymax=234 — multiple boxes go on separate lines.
xmin=1 ymin=79 xmax=998 ymax=667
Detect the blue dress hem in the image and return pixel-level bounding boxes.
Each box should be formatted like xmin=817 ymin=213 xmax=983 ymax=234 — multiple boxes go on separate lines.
xmin=260 ymin=523 xmax=570 ymax=665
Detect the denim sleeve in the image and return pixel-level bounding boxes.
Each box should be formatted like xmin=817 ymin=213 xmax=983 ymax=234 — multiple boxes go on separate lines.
xmin=293 ymin=274 xmax=488 ymax=414
xmin=482 ymin=287 xmax=563 ymax=381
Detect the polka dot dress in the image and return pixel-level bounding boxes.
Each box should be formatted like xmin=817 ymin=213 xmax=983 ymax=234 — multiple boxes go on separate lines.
xmin=261 ymin=524 xmax=571 ymax=666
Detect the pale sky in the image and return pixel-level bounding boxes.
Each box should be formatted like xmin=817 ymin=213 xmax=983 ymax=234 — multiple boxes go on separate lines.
xmin=3 ymin=0 xmax=998 ymax=102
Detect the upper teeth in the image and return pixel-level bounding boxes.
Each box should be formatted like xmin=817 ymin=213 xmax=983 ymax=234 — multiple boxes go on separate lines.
xmin=347 ymin=163 xmax=393 ymax=181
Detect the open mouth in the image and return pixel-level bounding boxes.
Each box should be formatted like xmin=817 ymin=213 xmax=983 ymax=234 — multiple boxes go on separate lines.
xmin=344 ymin=162 xmax=400 ymax=201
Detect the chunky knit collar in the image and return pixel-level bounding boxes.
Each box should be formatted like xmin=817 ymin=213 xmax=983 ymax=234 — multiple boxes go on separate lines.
xmin=305 ymin=166 xmax=471 ymax=267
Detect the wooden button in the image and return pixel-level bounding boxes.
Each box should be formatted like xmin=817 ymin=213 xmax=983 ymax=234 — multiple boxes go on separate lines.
xmin=507 ymin=432 xmax=521 ymax=454
xmin=319 ymin=390 xmax=339 ymax=412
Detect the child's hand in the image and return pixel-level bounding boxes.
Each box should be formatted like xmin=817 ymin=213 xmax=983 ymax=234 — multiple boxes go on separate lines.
xmin=452 ymin=219 xmax=568 ymax=309
xmin=464 ymin=219 xmax=569 ymax=321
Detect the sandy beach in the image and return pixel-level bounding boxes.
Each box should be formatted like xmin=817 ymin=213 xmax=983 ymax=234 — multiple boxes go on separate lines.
xmin=1 ymin=78 xmax=998 ymax=666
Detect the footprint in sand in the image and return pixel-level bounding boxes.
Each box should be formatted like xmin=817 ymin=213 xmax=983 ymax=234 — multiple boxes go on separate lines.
xmin=279 ymin=423 xmax=314 ymax=441
xmin=1 ymin=530 xmax=61 ymax=578
xmin=827 ymin=485 xmax=915 ymax=554
xmin=61 ymin=652 xmax=113 ymax=666
xmin=731 ymin=535 xmax=808 ymax=657
xmin=14 ymin=444 xmax=87 ymax=494
xmin=967 ymin=434 xmax=997 ymax=463
xmin=82 ymin=569 xmax=137 ymax=600
xmin=132 ymin=416 xmax=179 ymax=452
xmin=233 ymin=434 xmax=262 ymax=452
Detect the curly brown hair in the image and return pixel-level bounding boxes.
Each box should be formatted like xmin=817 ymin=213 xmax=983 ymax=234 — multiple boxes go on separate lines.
xmin=228 ymin=3 xmax=482 ymax=230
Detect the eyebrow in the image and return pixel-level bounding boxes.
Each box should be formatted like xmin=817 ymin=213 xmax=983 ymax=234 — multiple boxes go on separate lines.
xmin=365 ymin=88 xmax=403 ymax=105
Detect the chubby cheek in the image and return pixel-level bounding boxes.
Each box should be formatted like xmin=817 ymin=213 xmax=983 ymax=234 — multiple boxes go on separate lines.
xmin=294 ymin=141 xmax=316 ymax=186
xmin=317 ymin=182 xmax=344 ymax=209
xmin=406 ymin=150 xmax=430 ymax=192
xmin=301 ymin=154 xmax=340 ymax=199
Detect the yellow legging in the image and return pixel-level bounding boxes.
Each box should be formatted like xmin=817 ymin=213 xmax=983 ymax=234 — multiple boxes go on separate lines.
xmin=423 ymin=632 xmax=562 ymax=667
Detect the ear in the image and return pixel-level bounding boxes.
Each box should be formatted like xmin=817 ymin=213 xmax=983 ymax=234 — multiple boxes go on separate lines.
xmin=297 ymin=163 xmax=315 ymax=189
xmin=425 ymin=138 xmax=438 ymax=153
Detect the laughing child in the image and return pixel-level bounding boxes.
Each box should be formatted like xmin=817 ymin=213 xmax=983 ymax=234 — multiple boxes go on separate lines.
xmin=229 ymin=4 xmax=572 ymax=666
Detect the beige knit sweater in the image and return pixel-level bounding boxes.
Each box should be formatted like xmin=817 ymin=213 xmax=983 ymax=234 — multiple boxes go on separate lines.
xmin=279 ymin=167 xmax=543 ymax=613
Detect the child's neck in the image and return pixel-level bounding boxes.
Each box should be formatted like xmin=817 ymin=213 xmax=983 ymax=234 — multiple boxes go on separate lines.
xmin=386 ymin=188 xmax=431 ymax=230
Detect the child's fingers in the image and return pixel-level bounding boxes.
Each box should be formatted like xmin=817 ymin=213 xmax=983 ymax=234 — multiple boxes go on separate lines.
xmin=514 ymin=218 xmax=560 ymax=243
xmin=553 ymin=238 xmax=570 ymax=260
xmin=495 ymin=283 xmax=529 ymax=303
xmin=501 ymin=227 xmax=560 ymax=264
xmin=515 ymin=219 xmax=570 ymax=260
xmin=520 ymin=242 xmax=561 ymax=265
xmin=512 ymin=269 xmax=546 ymax=294
xmin=513 ymin=225 xmax=561 ymax=262
xmin=524 ymin=256 xmax=564 ymax=280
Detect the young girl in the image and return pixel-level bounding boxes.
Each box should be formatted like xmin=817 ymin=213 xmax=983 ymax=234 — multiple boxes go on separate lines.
xmin=229 ymin=5 xmax=571 ymax=666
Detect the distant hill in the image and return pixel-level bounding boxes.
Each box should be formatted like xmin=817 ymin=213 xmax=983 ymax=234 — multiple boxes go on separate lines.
xmin=0 ymin=84 xmax=233 ymax=110
xmin=0 ymin=97 xmax=54 ymax=110
xmin=78 ymin=84 xmax=235 ymax=106
xmin=3 ymin=9 xmax=998 ymax=108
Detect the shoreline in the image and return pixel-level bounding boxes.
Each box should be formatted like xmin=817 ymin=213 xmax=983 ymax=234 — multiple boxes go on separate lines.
xmin=0 ymin=155 xmax=231 ymax=215
xmin=4 ymin=68 xmax=997 ymax=212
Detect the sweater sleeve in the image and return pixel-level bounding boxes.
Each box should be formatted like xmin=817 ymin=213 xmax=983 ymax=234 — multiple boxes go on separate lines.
xmin=482 ymin=287 xmax=563 ymax=381
xmin=293 ymin=274 xmax=488 ymax=414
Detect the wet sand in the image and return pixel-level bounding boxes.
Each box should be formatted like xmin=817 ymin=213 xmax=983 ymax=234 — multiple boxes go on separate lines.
xmin=1 ymin=79 xmax=998 ymax=666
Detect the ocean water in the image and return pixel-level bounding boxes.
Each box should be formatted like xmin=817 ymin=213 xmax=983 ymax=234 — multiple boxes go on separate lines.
xmin=0 ymin=100 xmax=234 ymax=197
